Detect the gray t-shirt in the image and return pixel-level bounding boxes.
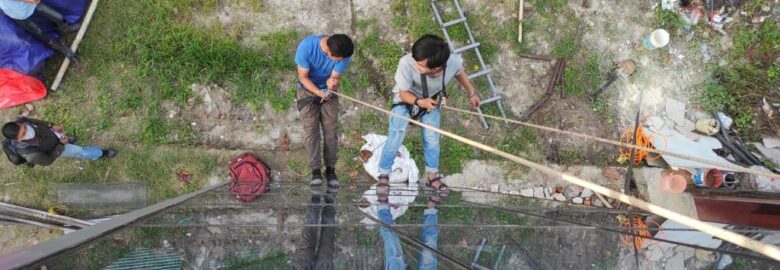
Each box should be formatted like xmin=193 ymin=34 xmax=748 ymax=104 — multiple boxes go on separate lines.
xmin=392 ymin=53 xmax=464 ymax=103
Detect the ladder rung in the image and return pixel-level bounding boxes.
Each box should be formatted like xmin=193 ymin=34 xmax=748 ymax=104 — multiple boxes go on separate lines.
xmin=480 ymin=95 xmax=502 ymax=105
xmin=453 ymin=42 xmax=480 ymax=54
xmin=443 ymin=17 xmax=467 ymax=27
xmin=468 ymin=69 xmax=491 ymax=80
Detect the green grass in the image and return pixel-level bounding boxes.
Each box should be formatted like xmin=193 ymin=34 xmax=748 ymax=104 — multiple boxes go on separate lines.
xmin=223 ymin=249 xmax=289 ymax=269
xmin=533 ymin=0 xmax=566 ymax=16
xmin=1 ymin=146 xmax=220 ymax=212
xmin=497 ymin=127 xmax=537 ymax=154
xmin=552 ymin=34 xmax=579 ymax=59
xmin=563 ymin=54 xmax=604 ymax=97
xmin=356 ymin=19 xmax=405 ymax=76
xmin=696 ymin=19 xmax=779 ymax=138
xmin=654 ymin=8 xmax=682 ymax=32
xmin=592 ymin=100 xmax=615 ymax=125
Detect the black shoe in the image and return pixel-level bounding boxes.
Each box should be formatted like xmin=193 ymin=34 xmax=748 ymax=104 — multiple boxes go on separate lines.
xmin=51 ymin=42 xmax=76 ymax=63
xmin=67 ymin=135 xmax=78 ymax=144
xmin=56 ymin=22 xmax=81 ymax=35
xmin=101 ymin=149 xmax=117 ymax=158
xmin=325 ymin=167 xmax=339 ymax=188
xmin=310 ymin=169 xmax=323 ymax=186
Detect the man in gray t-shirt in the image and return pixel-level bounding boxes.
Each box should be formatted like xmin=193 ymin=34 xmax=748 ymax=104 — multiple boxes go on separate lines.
xmin=374 ymin=35 xmax=481 ymax=200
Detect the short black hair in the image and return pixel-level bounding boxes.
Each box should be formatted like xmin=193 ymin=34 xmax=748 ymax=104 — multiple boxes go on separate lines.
xmin=412 ymin=34 xmax=450 ymax=69
xmin=327 ymin=34 xmax=354 ymax=58
xmin=2 ymin=122 xmax=20 ymax=139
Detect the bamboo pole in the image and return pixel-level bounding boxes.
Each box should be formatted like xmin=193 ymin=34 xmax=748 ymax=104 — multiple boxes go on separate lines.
xmin=332 ymin=91 xmax=780 ymax=261
xmin=0 ymin=202 xmax=94 ymax=228
xmin=50 ymin=0 xmax=100 ymax=91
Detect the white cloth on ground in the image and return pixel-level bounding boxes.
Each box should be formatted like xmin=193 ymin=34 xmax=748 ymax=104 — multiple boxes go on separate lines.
xmin=358 ymin=134 xmax=420 ymax=224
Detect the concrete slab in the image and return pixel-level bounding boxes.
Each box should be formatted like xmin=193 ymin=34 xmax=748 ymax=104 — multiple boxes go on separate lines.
xmin=665 ymin=98 xmax=687 ymax=126
xmin=52 ymin=182 xmax=148 ymax=215
xmin=753 ymin=143 xmax=780 ymax=165
xmin=764 ymin=136 xmax=780 ymax=149
xmin=633 ymin=168 xmax=697 ymax=218
xmin=647 ymin=117 xmax=731 ymax=169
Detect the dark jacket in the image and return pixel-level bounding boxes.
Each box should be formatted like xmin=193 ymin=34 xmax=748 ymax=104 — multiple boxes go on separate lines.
xmin=14 ymin=118 xmax=64 ymax=166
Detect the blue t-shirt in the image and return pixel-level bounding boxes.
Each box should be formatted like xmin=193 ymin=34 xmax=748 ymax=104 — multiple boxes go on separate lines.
xmin=0 ymin=0 xmax=37 ymax=20
xmin=294 ymin=35 xmax=351 ymax=89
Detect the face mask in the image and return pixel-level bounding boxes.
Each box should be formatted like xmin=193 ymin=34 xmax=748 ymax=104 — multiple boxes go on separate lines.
xmin=21 ymin=124 xmax=36 ymax=140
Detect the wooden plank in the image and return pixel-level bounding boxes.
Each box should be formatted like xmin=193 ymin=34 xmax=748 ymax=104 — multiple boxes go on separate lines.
xmin=594 ymin=193 xmax=614 ymax=209
xmin=0 ymin=202 xmax=94 ymax=228
xmin=50 ymin=0 xmax=100 ymax=91
xmin=0 ymin=213 xmax=71 ymax=231
xmin=0 ymin=183 xmax=227 ymax=269
xmin=517 ymin=0 xmax=524 ymax=43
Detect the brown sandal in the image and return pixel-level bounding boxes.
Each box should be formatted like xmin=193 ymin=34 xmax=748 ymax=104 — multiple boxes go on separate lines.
xmin=426 ymin=176 xmax=449 ymax=196
xmin=377 ymin=175 xmax=390 ymax=203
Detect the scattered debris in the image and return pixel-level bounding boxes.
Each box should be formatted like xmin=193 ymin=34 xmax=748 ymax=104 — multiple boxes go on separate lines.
xmin=665 ymin=98 xmax=687 ymax=126
xmin=694 ymin=118 xmax=719 ymax=135
xmin=519 ymin=58 xmax=565 ymax=122
xmin=533 ymin=187 xmax=544 ymax=199
xmin=590 ymin=59 xmax=637 ymax=101
xmin=580 ymin=188 xmax=593 ymax=198
xmin=279 ymin=128 xmax=289 ymax=152
xmin=647 ymin=116 xmax=732 ymax=169
xmin=762 ymin=97 xmax=774 ymax=119
xmin=601 ymin=167 xmax=621 ymax=181
xmin=176 ymin=170 xmax=192 ymax=183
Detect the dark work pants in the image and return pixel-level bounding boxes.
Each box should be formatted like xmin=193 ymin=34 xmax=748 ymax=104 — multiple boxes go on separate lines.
xmin=297 ymin=88 xmax=339 ymax=171
xmin=297 ymin=193 xmax=337 ymax=270
xmin=12 ymin=3 xmax=67 ymax=45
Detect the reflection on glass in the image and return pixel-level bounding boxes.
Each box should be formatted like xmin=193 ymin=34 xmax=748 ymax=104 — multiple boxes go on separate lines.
xmin=296 ymin=188 xmax=338 ymax=270
xmin=379 ymin=194 xmax=441 ymax=270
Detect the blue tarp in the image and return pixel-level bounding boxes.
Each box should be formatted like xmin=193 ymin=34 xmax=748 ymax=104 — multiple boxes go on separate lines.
xmin=0 ymin=0 xmax=88 ymax=75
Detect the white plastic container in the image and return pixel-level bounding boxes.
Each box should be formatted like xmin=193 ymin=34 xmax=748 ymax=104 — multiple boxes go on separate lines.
xmin=643 ymin=29 xmax=670 ymax=50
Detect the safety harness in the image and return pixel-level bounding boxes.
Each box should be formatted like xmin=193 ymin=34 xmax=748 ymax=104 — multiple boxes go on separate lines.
xmin=391 ymin=65 xmax=447 ymax=120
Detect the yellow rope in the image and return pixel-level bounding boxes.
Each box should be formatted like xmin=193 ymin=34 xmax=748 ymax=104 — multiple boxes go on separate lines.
xmin=331 ymin=91 xmax=780 ymax=261
xmin=442 ymin=105 xmax=780 ymax=178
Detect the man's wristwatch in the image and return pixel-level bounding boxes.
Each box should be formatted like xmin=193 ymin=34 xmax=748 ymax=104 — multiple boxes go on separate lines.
xmin=413 ymin=97 xmax=419 ymax=106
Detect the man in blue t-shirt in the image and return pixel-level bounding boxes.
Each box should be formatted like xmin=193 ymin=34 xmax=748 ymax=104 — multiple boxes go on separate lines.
xmin=294 ymin=34 xmax=353 ymax=189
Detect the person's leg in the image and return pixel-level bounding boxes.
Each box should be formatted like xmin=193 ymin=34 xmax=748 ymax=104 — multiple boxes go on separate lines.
xmin=12 ymin=18 xmax=75 ymax=61
xmin=33 ymin=4 xmax=64 ymax=23
xmin=378 ymin=205 xmax=407 ymax=270
xmin=297 ymin=194 xmax=321 ymax=270
xmin=417 ymin=207 xmax=439 ymax=270
xmin=60 ymin=144 xmax=105 ymax=160
xmin=377 ymin=106 xmax=412 ymax=175
xmin=315 ymin=193 xmax=337 ymax=269
xmin=320 ymin=96 xmax=340 ymax=187
xmin=298 ymin=89 xmax=324 ymax=184
xmin=35 ymin=3 xmax=81 ymax=34
xmin=420 ymin=109 xmax=441 ymax=178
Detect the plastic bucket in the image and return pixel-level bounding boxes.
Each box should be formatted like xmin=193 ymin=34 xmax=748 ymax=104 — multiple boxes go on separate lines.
xmin=692 ymin=168 xmax=723 ymax=188
xmin=643 ymin=29 xmax=670 ymax=50
xmin=722 ymin=173 xmax=738 ymax=189
xmin=661 ymin=174 xmax=689 ymax=193
xmin=660 ymin=169 xmax=692 ymax=193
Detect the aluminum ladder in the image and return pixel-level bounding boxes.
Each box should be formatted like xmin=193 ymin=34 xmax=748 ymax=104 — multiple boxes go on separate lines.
xmin=430 ymin=0 xmax=508 ymax=129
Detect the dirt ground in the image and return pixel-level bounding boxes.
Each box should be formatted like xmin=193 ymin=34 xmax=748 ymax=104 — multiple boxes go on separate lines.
xmin=0 ymin=225 xmax=62 ymax=256
xmin=2 ymin=0 xmax=776 ymax=268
